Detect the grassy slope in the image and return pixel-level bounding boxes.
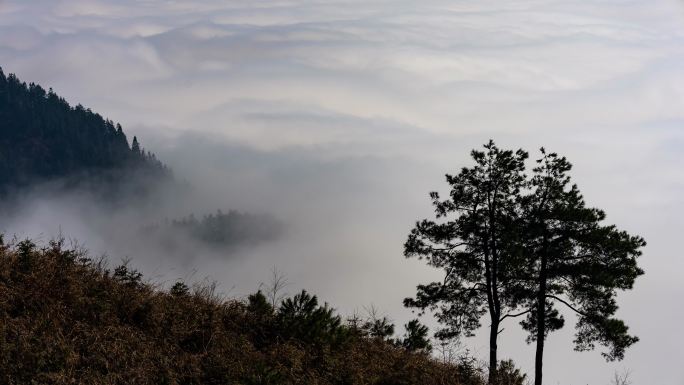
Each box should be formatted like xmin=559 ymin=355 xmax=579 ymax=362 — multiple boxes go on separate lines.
xmin=0 ymin=238 xmax=484 ymax=385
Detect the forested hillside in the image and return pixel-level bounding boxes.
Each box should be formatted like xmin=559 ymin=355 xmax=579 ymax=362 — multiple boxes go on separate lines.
xmin=0 ymin=67 xmax=168 ymax=195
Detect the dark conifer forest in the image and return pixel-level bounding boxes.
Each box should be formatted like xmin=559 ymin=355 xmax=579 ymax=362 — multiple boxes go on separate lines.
xmin=0 ymin=67 xmax=168 ymax=196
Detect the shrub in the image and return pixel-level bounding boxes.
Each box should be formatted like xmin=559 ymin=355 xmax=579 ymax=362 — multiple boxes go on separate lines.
xmin=363 ymin=316 xmax=396 ymax=340
xmin=277 ymin=290 xmax=348 ymax=347
xmin=402 ymin=319 xmax=432 ymax=353
xmin=495 ymin=359 xmax=527 ymax=385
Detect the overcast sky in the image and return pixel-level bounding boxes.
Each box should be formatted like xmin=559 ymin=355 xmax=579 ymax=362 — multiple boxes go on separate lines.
xmin=2 ymin=1 xmax=684 ymax=384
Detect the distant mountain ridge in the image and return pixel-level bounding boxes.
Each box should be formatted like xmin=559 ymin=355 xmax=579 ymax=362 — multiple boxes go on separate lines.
xmin=0 ymin=67 xmax=168 ymax=195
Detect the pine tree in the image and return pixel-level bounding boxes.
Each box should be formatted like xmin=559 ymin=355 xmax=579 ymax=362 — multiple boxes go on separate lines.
xmin=363 ymin=317 xmax=395 ymax=340
xmin=402 ymin=319 xmax=432 ymax=353
xmin=404 ymin=140 xmax=529 ymax=384
xmin=515 ymin=149 xmax=645 ymax=385
xmin=131 ymin=136 xmax=141 ymax=154
xmin=277 ymin=290 xmax=346 ymax=346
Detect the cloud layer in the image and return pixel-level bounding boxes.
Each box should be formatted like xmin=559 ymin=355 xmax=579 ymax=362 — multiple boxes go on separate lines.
xmin=2 ymin=0 xmax=684 ymax=383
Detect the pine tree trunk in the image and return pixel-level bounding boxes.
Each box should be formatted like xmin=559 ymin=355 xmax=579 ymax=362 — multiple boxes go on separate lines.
xmin=534 ymin=252 xmax=548 ymax=385
xmin=488 ymin=317 xmax=499 ymax=385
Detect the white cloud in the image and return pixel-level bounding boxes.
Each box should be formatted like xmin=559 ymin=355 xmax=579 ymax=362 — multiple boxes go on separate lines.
xmin=2 ymin=1 xmax=684 ymax=383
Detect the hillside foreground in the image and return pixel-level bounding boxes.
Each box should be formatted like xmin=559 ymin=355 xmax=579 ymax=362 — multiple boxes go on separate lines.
xmin=0 ymin=236 xmax=511 ymax=385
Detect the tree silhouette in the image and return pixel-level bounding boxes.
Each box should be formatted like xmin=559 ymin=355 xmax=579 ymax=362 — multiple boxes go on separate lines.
xmin=402 ymin=319 xmax=432 ymax=353
xmin=363 ymin=316 xmax=395 ymax=340
xmin=277 ymin=290 xmax=347 ymax=346
xmin=131 ymin=136 xmax=141 ymax=154
xmin=494 ymin=360 xmax=527 ymax=385
xmin=404 ymin=140 xmax=529 ymax=384
xmin=514 ymin=149 xmax=645 ymax=385
xmin=405 ymin=143 xmax=645 ymax=384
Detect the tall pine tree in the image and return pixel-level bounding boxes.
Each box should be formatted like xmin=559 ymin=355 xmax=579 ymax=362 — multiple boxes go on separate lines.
xmin=404 ymin=140 xmax=529 ymax=384
xmin=514 ymin=149 xmax=645 ymax=385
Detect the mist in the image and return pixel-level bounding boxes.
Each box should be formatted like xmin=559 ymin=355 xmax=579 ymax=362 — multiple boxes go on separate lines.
xmin=2 ymin=0 xmax=684 ymax=383
xmin=0 ymin=128 xmax=440 ymax=300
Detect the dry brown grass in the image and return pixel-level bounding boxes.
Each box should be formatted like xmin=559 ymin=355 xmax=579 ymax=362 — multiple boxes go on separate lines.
xmin=0 ymin=237 xmax=484 ymax=385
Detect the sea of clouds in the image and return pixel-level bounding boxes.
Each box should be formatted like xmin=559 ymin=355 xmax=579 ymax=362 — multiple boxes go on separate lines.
xmin=1 ymin=1 xmax=684 ymax=383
